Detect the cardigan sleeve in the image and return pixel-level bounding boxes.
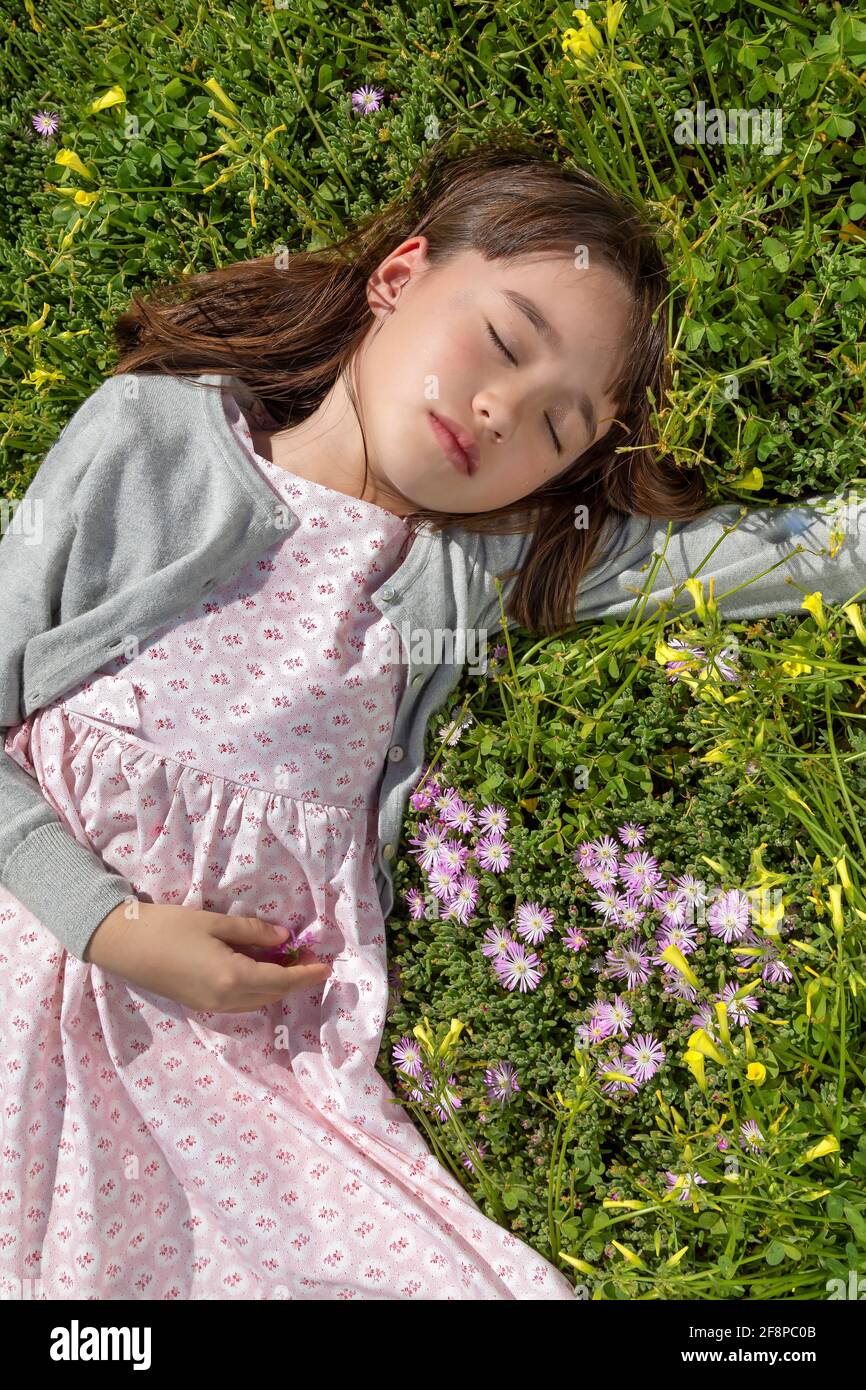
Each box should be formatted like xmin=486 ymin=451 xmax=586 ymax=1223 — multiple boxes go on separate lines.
xmin=569 ymin=491 xmax=866 ymax=623
xmin=0 ymin=379 xmax=134 ymax=962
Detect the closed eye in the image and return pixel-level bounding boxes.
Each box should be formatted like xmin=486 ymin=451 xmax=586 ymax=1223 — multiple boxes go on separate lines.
xmin=485 ymin=321 xmax=562 ymax=455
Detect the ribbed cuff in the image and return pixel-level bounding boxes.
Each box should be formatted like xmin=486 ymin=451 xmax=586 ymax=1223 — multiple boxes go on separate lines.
xmin=2 ymin=820 xmax=133 ymax=962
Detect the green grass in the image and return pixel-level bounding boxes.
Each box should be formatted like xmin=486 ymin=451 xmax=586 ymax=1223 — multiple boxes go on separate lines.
xmin=2 ymin=0 xmax=866 ymax=1298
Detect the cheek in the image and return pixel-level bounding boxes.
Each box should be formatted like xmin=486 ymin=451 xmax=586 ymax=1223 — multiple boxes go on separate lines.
xmin=415 ymin=321 xmax=477 ymax=402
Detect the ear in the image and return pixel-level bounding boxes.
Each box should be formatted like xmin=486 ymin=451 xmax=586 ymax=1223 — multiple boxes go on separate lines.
xmin=366 ymin=235 xmax=431 ymax=319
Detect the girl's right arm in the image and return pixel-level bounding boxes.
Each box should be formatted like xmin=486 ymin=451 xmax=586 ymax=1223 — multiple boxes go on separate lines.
xmin=90 ymin=901 xmax=332 ymax=1011
xmin=0 ymin=380 xmax=134 ymax=961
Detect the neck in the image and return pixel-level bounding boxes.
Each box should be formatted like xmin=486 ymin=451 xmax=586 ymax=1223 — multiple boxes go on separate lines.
xmin=250 ymin=371 xmax=416 ymax=518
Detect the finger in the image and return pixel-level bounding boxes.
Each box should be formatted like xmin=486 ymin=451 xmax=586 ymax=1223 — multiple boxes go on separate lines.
xmin=230 ymin=954 xmax=332 ymax=997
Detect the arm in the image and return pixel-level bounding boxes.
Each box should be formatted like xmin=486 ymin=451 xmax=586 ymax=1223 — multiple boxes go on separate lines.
xmin=0 ymin=379 xmax=134 ymax=962
xmin=571 ymin=490 xmax=866 ymax=623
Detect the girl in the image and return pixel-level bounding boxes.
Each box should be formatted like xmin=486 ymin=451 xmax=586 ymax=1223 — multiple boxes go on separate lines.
xmin=0 ymin=137 xmax=863 ymax=1302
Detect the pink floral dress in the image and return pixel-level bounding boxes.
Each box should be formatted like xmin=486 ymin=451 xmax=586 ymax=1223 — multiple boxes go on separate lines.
xmin=0 ymin=384 xmax=576 ymax=1301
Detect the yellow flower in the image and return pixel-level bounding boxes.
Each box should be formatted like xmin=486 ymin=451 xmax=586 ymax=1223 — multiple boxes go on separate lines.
xmin=801 ymin=1134 xmax=839 ymax=1162
xmin=610 ymin=1240 xmax=646 ymax=1267
xmin=730 ymin=466 xmax=764 ymax=491
xmin=828 ymin=883 xmax=844 ymax=931
xmin=562 ymin=7 xmax=604 ymax=64
xmin=437 ymin=1018 xmax=466 ymax=1058
xmin=700 ymin=742 xmax=736 ymax=764
xmin=746 ymin=1062 xmax=766 ymax=1085
xmin=23 ymin=368 xmax=65 ymax=389
xmin=801 ymin=591 xmax=827 ymax=629
xmin=713 ymin=1001 xmax=731 ymax=1047
xmin=53 ymin=148 xmax=95 ymax=181
xmin=605 ymin=0 xmax=626 ymax=41
xmin=412 ymin=1017 xmax=435 ymax=1060
xmin=842 ymin=602 xmax=866 ymax=645
xmin=688 ymin=1027 xmax=726 ymax=1065
xmin=90 ymin=85 xmax=126 ymax=113
xmin=835 ymin=855 xmax=852 ymax=891
xmin=660 ymin=943 xmax=699 ymax=988
xmin=782 ymin=659 xmax=813 ymax=677
xmin=204 ymin=76 xmax=239 ymax=113
xmin=683 ymin=1048 xmax=707 ymax=1093
xmin=26 ymin=303 xmax=51 ymax=334
xmin=684 ymin=577 xmax=707 ymax=621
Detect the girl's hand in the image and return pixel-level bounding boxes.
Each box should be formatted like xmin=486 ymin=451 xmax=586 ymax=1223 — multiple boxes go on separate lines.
xmin=83 ymin=900 xmax=332 ymax=1013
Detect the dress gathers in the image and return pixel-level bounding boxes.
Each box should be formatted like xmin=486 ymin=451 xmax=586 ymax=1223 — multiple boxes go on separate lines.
xmin=0 ymin=383 xmax=576 ymax=1300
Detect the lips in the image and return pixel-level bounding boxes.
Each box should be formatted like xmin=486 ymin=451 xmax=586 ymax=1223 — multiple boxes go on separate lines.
xmin=429 ymin=412 xmax=478 ymax=477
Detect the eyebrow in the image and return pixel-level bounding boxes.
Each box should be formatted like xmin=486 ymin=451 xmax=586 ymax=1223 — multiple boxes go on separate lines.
xmin=500 ymin=287 xmax=598 ymax=443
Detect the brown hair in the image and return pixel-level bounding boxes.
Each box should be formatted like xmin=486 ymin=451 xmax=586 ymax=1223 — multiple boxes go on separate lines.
xmin=111 ymin=131 xmax=707 ymax=636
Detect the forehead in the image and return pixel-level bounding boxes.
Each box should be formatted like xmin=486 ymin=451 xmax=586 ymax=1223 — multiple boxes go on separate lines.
xmin=439 ymin=249 xmax=631 ymax=324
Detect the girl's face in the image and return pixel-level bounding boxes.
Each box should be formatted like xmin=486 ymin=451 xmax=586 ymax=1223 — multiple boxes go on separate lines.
xmin=356 ymin=238 xmax=634 ymax=515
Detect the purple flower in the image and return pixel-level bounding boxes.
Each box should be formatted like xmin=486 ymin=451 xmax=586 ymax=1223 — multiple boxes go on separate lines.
xmin=409 ymin=787 xmax=433 ymax=811
xmin=653 ymin=887 xmax=690 ymax=925
xmin=392 ymin=1035 xmax=424 ymax=1077
xmin=690 ymin=1003 xmax=721 ymax=1038
xmin=617 ymin=821 xmax=646 ymax=848
xmin=596 ymin=1048 xmax=639 ymax=1095
xmin=577 ymin=1012 xmax=613 ymax=1046
xmin=706 ymin=645 xmax=741 ymax=683
xmin=591 ymin=887 xmax=621 ymax=920
xmin=718 ymin=979 xmax=760 ymax=1026
xmin=429 ymin=1065 xmax=462 ymax=1123
xmin=708 ymin=888 xmax=751 ymax=943
xmin=404 ymin=887 xmax=426 ymax=920
xmin=514 ymin=901 xmax=555 ymax=945
xmin=574 ymin=840 xmax=598 ymax=871
xmin=32 ymin=110 xmax=60 ymax=138
xmin=663 ymin=638 xmax=706 ymax=682
xmin=428 ymin=864 xmax=459 ymax=902
xmin=440 ymin=795 xmax=476 ymax=836
xmin=591 ymin=834 xmax=621 ymax=867
xmin=485 ymin=1060 xmax=521 ymax=1106
xmin=441 ymin=872 xmax=479 ymax=925
xmin=622 ymin=1032 xmax=665 ymax=1082
xmin=612 ymin=895 xmax=646 ymax=931
xmin=664 ymin=1169 xmax=707 ymax=1202
xmin=605 ymin=936 xmax=652 ymax=988
xmin=351 ymin=85 xmax=385 ymax=114
xmin=585 ymin=862 xmax=619 ymax=891
xmin=655 ymin=921 xmax=699 ymax=958
xmin=662 ymin=973 xmax=697 ymax=1002
xmin=672 ymin=873 xmax=708 ymax=921
xmin=477 ymin=803 xmax=509 ymax=834
xmin=475 ymin=831 xmax=512 ymax=873
xmin=434 ymin=837 xmax=470 ymax=875
xmin=409 ymin=818 xmax=447 ymax=871
xmin=480 ymin=924 xmax=514 ymax=960
xmin=563 ymin=925 xmax=587 ymax=952
xmin=599 ymin=994 xmax=633 ymax=1037
xmin=493 ymin=940 xmax=543 ymax=993
xmin=432 ymin=786 xmax=459 ymax=817
xmin=461 ymin=1142 xmax=488 ymax=1173
xmin=740 ymin=1119 xmax=764 ymax=1153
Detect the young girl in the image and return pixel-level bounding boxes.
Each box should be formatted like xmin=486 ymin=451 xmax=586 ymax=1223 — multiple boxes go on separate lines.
xmin=1 ymin=138 xmax=863 ymax=1302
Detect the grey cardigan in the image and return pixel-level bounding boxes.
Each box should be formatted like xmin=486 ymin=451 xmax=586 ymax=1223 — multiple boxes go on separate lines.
xmin=1 ymin=370 xmax=864 ymax=961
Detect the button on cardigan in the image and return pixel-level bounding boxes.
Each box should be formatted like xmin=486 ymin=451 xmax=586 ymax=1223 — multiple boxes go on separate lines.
xmin=1 ymin=369 xmax=864 ymax=962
